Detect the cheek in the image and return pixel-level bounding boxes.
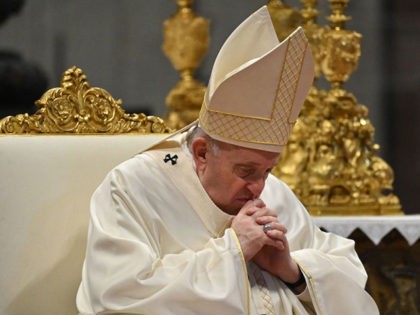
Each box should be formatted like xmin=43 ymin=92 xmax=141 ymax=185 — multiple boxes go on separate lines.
xmin=225 ymin=177 xmax=248 ymax=196
xmin=201 ymin=159 xmax=247 ymax=201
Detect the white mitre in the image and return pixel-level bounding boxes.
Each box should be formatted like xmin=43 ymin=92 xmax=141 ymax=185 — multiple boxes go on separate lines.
xmin=199 ymin=6 xmax=314 ymax=153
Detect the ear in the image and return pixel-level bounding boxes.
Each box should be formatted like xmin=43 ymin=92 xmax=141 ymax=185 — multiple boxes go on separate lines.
xmin=191 ymin=137 xmax=209 ymax=170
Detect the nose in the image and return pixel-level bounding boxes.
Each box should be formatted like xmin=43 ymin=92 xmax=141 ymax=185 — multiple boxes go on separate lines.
xmin=246 ymin=178 xmax=265 ymax=198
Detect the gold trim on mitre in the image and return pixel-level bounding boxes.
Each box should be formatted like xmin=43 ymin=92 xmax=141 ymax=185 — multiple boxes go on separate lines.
xmin=199 ymin=6 xmax=314 ymax=153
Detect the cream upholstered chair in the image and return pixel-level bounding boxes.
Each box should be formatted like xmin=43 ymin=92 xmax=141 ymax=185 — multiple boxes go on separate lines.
xmin=0 ymin=67 xmax=170 ymax=315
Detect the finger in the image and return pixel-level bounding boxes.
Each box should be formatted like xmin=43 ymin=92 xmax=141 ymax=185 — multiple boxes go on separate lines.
xmin=264 ymin=237 xmax=285 ymax=250
xmin=245 ymin=207 xmax=257 ymax=216
xmin=238 ymin=200 xmax=258 ymax=215
xmin=244 ymin=200 xmax=266 ymax=216
xmin=256 ymin=219 xmax=287 ymax=233
xmin=255 ymin=215 xmax=279 ymax=225
xmin=266 ymin=229 xmax=288 ymax=243
xmin=251 ymin=207 xmax=278 ymax=218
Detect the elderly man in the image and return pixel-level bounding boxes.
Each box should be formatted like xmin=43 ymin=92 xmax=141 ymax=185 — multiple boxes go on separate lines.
xmin=77 ymin=6 xmax=379 ymax=315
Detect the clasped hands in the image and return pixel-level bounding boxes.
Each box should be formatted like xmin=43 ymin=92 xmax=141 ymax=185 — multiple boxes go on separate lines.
xmin=231 ymin=199 xmax=302 ymax=286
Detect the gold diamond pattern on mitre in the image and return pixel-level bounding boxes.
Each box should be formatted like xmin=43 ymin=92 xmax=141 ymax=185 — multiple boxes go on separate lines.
xmin=200 ymin=29 xmax=308 ymax=147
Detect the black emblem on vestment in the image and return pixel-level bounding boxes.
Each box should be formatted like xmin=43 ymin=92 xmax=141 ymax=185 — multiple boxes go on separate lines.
xmin=163 ymin=154 xmax=178 ymax=165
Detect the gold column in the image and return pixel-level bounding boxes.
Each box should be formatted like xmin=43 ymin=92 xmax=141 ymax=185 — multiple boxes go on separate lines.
xmin=274 ymin=0 xmax=402 ymax=215
xmin=162 ymin=0 xmax=210 ymax=129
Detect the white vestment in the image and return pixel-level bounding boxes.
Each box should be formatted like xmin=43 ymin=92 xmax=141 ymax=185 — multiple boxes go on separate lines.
xmin=76 ymin=135 xmax=379 ymax=315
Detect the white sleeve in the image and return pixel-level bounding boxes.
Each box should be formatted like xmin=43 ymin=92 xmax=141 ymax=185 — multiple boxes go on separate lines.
xmin=291 ymin=228 xmax=379 ymax=315
xmin=263 ymin=175 xmax=379 ymax=315
xmin=77 ymin=168 xmax=250 ymax=315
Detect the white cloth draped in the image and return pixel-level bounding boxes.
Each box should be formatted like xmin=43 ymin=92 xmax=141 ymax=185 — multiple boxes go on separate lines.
xmin=313 ymin=215 xmax=420 ymax=245
xmin=77 ymin=135 xmax=379 ymax=315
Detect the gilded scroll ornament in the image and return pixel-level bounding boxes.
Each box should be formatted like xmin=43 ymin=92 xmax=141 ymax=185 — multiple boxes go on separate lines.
xmin=0 ymin=66 xmax=171 ymax=134
xmin=273 ymin=0 xmax=402 ymax=215
xmin=162 ymin=0 xmax=209 ymax=129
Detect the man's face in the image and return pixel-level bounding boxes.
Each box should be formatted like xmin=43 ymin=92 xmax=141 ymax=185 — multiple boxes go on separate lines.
xmin=193 ymin=138 xmax=279 ymax=215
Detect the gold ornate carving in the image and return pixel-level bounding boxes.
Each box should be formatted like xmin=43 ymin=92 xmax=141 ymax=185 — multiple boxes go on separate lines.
xmin=267 ymin=0 xmax=305 ymax=41
xmin=273 ymin=0 xmax=402 ymax=215
xmin=162 ymin=0 xmax=209 ymax=129
xmin=0 ymin=66 xmax=171 ymax=134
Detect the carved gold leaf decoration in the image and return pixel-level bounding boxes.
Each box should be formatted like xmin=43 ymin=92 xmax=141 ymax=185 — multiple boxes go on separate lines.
xmin=273 ymin=0 xmax=402 ymax=215
xmin=0 ymin=66 xmax=171 ymax=134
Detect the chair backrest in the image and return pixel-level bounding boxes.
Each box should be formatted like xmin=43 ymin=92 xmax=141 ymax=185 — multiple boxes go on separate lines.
xmin=0 ymin=67 xmax=170 ymax=315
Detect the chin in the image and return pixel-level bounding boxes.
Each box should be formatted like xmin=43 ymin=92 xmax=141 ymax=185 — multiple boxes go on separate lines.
xmin=216 ymin=202 xmax=241 ymax=215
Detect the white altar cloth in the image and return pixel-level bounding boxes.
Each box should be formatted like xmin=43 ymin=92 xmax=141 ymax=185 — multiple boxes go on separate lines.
xmin=312 ymin=215 xmax=420 ymax=246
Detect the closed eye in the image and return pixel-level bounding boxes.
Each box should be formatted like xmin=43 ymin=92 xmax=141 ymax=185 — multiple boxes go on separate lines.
xmin=234 ymin=166 xmax=255 ymax=178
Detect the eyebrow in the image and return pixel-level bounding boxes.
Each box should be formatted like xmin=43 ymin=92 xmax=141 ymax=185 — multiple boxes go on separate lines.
xmin=232 ymin=156 xmax=278 ymax=169
xmin=234 ymin=162 xmax=259 ymax=167
xmin=234 ymin=162 xmax=275 ymax=170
